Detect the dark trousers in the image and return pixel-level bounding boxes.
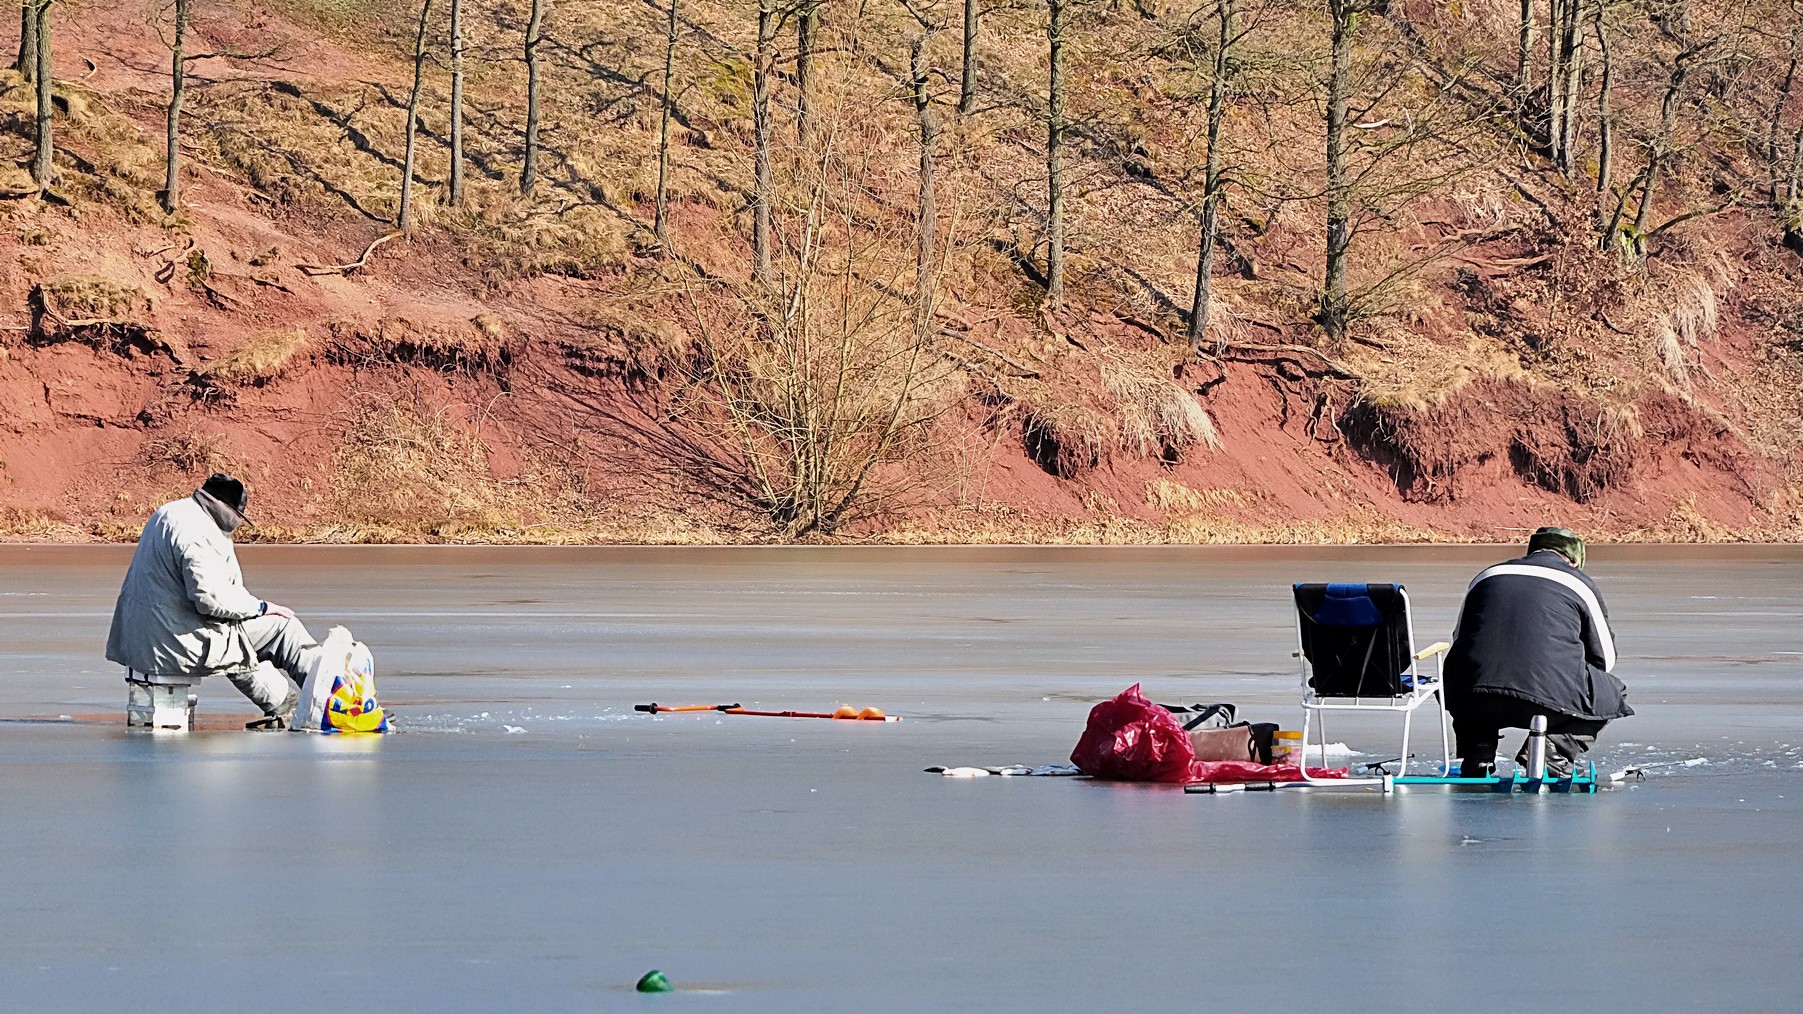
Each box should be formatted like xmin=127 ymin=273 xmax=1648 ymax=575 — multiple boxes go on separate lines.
xmin=1451 ymin=692 xmax=1608 ymax=777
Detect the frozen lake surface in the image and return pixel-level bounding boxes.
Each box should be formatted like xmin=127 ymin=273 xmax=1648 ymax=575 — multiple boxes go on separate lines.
xmin=1 ymin=544 xmax=1800 ymax=1011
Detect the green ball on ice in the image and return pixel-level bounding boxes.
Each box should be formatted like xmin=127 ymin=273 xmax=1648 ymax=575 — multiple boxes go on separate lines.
xmin=636 ymin=969 xmax=673 ymax=993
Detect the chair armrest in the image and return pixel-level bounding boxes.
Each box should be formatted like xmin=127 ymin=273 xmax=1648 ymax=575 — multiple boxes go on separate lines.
xmin=1413 ymin=641 xmax=1451 ymax=661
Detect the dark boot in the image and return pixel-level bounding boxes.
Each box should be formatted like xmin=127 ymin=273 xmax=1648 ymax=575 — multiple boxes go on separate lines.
xmin=1515 ymin=734 xmax=1587 ymax=779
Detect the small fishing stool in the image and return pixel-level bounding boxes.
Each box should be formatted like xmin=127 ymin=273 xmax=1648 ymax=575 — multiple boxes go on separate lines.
xmin=124 ymin=669 xmax=198 ymax=732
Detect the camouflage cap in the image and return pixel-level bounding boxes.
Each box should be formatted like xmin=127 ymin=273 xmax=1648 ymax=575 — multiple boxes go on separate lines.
xmin=1527 ymin=525 xmax=1585 ymax=569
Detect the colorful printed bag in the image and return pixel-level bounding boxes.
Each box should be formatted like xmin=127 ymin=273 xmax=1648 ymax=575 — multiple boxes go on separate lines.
xmin=294 ymin=626 xmax=391 ymax=734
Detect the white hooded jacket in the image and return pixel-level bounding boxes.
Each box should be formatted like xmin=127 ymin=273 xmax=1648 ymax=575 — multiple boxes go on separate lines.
xmin=104 ymin=494 xmax=263 ymax=676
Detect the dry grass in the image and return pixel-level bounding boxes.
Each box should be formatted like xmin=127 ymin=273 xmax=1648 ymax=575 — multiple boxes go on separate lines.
xmin=1020 ymin=398 xmax=1116 ymax=478
xmin=1145 ymin=479 xmax=1246 ymax=514
xmin=1349 ymin=337 xmax=1531 ymax=412
xmin=0 ymin=506 xmax=83 ymax=540
xmin=0 ymin=72 xmax=164 ymax=222
xmin=33 ymin=275 xmax=150 ymax=325
xmin=321 ymin=395 xmax=619 ymax=541
xmin=196 ymin=328 xmax=313 ymax=387
xmin=329 ymin=316 xmax=516 ymax=374
xmin=1100 ymin=360 xmax=1220 ymax=457
xmin=142 ymin=430 xmax=231 ymax=473
xmin=880 ymin=503 xmax=1464 ymax=546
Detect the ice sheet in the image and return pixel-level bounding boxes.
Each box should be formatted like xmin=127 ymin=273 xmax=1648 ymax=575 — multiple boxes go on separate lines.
xmin=0 ymin=544 xmax=1799 ymax=1010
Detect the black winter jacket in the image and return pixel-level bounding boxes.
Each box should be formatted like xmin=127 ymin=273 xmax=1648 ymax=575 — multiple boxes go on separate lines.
xmin=1444 ymin=550 xmax=1633 ymax=721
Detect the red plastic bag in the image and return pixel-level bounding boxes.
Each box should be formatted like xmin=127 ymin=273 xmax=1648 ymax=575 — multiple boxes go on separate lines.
xmin=1071 ymin=685 xmax=1353 ymax=784
xmin=1069 ymin=684 xmax=1197 ymax=783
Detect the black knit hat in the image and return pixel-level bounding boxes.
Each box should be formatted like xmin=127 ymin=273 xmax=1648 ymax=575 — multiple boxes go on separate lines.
xmin=199 ymin=472 xmax=250 ymax=522
xmin=1528 ymin=526 xmax=1585 ymax=568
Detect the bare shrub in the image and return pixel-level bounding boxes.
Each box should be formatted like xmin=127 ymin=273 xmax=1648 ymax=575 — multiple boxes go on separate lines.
xmin=677 ymin=96 xmax=960 ymax=535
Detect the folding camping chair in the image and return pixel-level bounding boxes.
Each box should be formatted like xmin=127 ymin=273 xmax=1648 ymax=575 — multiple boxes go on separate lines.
xmin=1292 ymin=583 xmax=1451 ymax=783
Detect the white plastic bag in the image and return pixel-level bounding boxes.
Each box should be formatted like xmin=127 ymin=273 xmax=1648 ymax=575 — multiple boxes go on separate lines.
xmin=292 ymin=626 xmax=390 ymax=734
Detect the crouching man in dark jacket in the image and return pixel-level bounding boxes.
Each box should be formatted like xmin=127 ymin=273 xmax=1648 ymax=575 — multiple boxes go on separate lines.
xmin=1445 ymin=527 xmax=1632 ymax=777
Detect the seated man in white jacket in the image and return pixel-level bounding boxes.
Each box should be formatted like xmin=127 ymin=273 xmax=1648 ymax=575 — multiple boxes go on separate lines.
xmin=105 ymin=473 xmax=317 ymax=723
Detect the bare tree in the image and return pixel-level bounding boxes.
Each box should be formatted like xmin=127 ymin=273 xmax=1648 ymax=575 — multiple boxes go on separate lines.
xmin=1601 ymin=12 xmax=1710 ymax=258
xmin=522 ymin=0 xmax=546 ymax=195
xmin=16 ymin=1 xmax=35 ymax=82
xmin=754 ymin=0 xmax=776 ymax=285
xmin=1516 ymin=0 xmax=1534 ymax=94
xmin=1046 ymin=0 xmax=1067 ymax=309
xmin=30 ymin=0 xmax=51 ymax=190
xmin=399 ymin=0 xmax=436 ymax=235
xmin=1546 ymin=0 xmax=1585 ymax=174
xmin=689 ymin=120 xmax=956 ymax=536
xmin=1314 ymin=1 xmax=1483 ymax=343
xmin=1188 ymin=0 xmax=1236 ymax=356
xmin=796 ymin=0 xmax=820 ymax=143
xmin=449 ymin=0 xmax=465 ymax=206
xmin=959 ymin=0 xmax=978 ymax=114
xmin=1593 ymin=0 xmax=1615 ymax=233
xmin=161 ymin=0 xmax=190 ymax=215
xmin=1320 ymin=0 xmax=1359 ymax=343
xmin=901 ymin=2 xmax=943 ymax=333
xmin=1759 ymin=3 xmax=1803 ymax=241
xmin=655 ymin=0 xmax=680 ymax=248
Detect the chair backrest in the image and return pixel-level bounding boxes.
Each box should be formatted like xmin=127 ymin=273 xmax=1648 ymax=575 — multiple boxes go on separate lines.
xmin=1293 ymin=583 xmax=1415 ymax=697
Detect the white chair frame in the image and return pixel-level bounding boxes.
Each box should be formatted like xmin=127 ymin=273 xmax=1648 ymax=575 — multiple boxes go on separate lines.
xmin=1295 ymin=586 xmax=1451 ymax=785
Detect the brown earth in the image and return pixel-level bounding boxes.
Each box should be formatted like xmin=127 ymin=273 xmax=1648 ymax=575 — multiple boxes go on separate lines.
xmin=0 ymin=0 xmax=1800 ymax=544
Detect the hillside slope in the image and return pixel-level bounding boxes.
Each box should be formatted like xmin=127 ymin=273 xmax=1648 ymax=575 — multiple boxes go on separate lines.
xmin=1 ymin=0 xmax=1799 ymax=543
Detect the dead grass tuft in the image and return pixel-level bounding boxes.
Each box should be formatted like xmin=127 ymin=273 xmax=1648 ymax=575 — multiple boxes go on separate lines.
xmin=33 ymin=275 xmax=148 ymax=324
xmin=197 ymin=328 xmax=312 ymax=387
xmin=142 ymin=430 xmax=230 ymax=473
xmin=328 ymin=316 xmax=515 ymax=374
xmin=1100 ymin=361 xmax=1220 ymax=458
xmin=1021 ymin=399 xmax=1116 ymax=478
xmin=1145 ymin=479 xmax=1245 ymax=514
xmin=0 ymin=506 xmax=81 ymax=540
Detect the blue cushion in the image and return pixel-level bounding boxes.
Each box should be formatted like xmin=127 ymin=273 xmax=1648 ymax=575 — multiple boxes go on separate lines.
xmin=1312 ymin=583 xmax=1384 ymax=627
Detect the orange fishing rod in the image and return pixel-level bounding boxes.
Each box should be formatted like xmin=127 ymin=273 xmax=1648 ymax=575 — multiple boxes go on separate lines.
xmin=635 ymin=703 xmax=901 ymax=722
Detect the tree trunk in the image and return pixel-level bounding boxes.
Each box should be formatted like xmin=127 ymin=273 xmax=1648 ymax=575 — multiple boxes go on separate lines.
xmin=17 ymin=2 xmax=35 ymax=82
xmin=521 ymin=0 xmax=545 ymax=195
xmin=911 ymin=29 xmax=938 ymax=334
xmin=1045 ymin=0 xmax=1066 ymax=310
xmin=1188 ymin=0 xmax=1233 ymax=356
xmin=1545 ymin=0 xmax=1584 ymax=172
xmin=162 ymin=0 xmax=189 ymax=215
xmin=795 ymin=0 xmax=817 ymax=144
xmin=1594 ymin=1 xmax=1614 ymax=240
xmin=1514 ymin=0 xmax=1532 ymax=95
xmin=1321 ymin=0 xmax=1355 ymax=344
xmin=753 ymin=0 xmax=774 ymax=286
xmin=1785 ymin=122 xmax=1803 ymax=219
xmin=31 ymin=0 xmax=50 ymax=190
xmin=1766 ymin=25 xmax=1800 ymax=205
xmin=1557 ymin=0 xmax=1583 ymax=174
xmin=1546 ymin=0 xmax=1562 ymax=159
xmin=654 ymin=0 xmax=679 ymax=248
xmin=959 ymin=0 xmax=978 ymax=115
xmin=399 ymin=0 xmax=435 ymax=234
xmin=1626 ymin=45 xmax=1696 ymax=257
xmin=449 ymin=0 xmax=464 ymax=206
